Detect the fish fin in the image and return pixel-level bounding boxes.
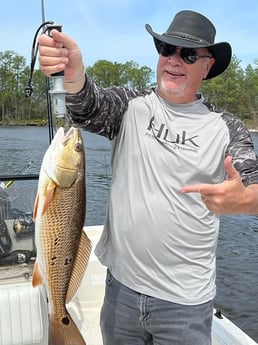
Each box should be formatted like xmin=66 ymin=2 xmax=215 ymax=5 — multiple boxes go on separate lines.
xmin=33 ymin=193 xmax=39 ymax=220
xmin=32 ymin=260 xmax=44 ymax=287
xmin=49 ymin=311 xmax=86 ymax=345
xmin=42 ymin=180 xmax=56 ymax=214
xmin=66 ymin=231 xmax=92 ymax=303
xmin=33 ymin=181 xmax=56 ymax=220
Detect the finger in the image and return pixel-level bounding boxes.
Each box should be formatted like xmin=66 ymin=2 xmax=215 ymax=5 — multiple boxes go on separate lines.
xmin=40 ymin=63 xmax=67 ymax=76
xmin=38 ymin=31 xmax=65 ymax=46
xmin=224 ymin=156 xmax=239 ymax=180
xmin=55 ymin=42 xmax=64 ymax=48
xmin=48 ymin=30 xmax=78 ymax=50
xmin=39 ymin=56 xmax=67 ymax=76
xmin=38 ymin=33 xmax=57 ymax=47
xmin=181 ymin=182 xmax=223 ymax=195
xmin=180 ymin=183 xmax=214 ymax=194
xmin=201 ymin=195 xmax=207 ymax=203
xmin=180 ymin=184 xmax=202 ymax=194
xmin=39 ymin=31 xmax=78 ymax=52
xmin=39 ymin=45 xmax=68 ymax=58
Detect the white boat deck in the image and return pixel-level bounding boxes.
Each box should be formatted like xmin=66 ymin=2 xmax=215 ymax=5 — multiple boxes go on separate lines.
xmin=68 ymin=225 xmax=106 ymax=345
xmin=69 ymin=226 xmax=258 ymax=345
xmin=0 ymin=225 xmax=257 ymax=345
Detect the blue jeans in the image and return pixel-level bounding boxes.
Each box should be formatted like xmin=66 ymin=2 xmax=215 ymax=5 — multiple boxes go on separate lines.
xmin=100 ymin=270 xmax=213 ymax=345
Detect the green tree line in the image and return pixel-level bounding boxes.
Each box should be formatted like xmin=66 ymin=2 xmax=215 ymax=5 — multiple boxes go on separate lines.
xmin=199 ymin=56 xmax=258 ymax=127
xmin=0 ymin=50 xmax=257 ymax=127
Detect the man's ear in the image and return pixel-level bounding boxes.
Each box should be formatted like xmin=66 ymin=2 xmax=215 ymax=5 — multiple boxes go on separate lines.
xmin=203 ymin=57 xmax=215 ymax=79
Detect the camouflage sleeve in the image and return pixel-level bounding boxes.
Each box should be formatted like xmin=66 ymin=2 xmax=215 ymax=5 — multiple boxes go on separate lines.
xmin=223 ymin=112 xmax=258 ymax=186
xmin=66 ymin=76 xmax=152 ymax=139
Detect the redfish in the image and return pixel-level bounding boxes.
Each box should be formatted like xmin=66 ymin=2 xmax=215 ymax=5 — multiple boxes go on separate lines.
xmin=32 ymin=127 xmax=91 ymax=345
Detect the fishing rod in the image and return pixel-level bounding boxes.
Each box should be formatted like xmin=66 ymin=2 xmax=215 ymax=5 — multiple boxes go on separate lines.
xmin=5 ymin=160 xmax=34 ymax=188
xmin=41 ymin=0 xmax=54 ymax=143
xmin=0 ymin=161 xmax=35 ymax=188
xmin=0 ymin=174 xmax=39 ymax=182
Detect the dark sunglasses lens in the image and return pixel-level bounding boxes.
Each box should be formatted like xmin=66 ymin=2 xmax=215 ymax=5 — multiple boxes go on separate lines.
xmin=159 ymin=44 xmax=177 ymax=57
xmin=159 ymin=45 xmax=199 ymax=64
xmin=181 ymin=48 xmax=198 ymax=64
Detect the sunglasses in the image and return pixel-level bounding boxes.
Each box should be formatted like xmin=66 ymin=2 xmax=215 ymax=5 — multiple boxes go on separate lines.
xmin=159 ymin=43 xmax=212 ymax=64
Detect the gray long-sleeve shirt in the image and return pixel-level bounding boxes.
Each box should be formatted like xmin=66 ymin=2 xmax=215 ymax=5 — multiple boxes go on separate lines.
xmin=67 ymin=78 xmax=258 ymax=304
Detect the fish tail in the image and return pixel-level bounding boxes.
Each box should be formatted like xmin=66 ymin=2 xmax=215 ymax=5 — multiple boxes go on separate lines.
xmin=49 ymin=312 xmax=86 ymax=345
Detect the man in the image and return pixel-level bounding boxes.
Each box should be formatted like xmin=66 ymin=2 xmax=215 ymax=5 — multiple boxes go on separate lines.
xmin=39 ymin=10 xmax=258 ymax=345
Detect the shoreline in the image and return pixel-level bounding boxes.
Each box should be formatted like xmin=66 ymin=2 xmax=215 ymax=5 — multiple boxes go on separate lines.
xmin=1 ymin=122 xmax=258 ymax=132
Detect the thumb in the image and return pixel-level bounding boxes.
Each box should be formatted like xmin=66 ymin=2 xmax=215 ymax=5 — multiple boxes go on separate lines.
xmin=224 ymin=156 xmax=239 ymax=180
xmin=51 ymin=30 xmax=78 ymax=50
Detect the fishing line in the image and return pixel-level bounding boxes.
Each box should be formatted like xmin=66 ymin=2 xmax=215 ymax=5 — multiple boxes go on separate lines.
xmin=26 ymin=2 xmax=68 ymax=143
xmin=25 ymin=21 xmax=54 ymax=99
xmin=25 ymin=20 xmax=55 ymax=144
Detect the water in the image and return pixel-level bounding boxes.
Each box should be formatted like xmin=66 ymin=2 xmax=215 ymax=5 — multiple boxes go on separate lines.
xmin=0 ymin=126 xmax=257 ymax=342
xmin=0 ymin=126 xmax=112 ymax=225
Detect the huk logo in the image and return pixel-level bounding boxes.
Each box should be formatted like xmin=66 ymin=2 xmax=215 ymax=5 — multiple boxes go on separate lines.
xmin=146 ymin=116 xmax=200 ymax=152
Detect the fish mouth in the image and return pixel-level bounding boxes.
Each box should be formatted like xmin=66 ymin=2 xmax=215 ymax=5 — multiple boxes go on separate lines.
xmin=63 ymin=127 xmax=82 ymax=148
xmin=49 ymin=127 xmax=81 ymax=148
xmin=63 ymin=127 xmax=75 ymax=146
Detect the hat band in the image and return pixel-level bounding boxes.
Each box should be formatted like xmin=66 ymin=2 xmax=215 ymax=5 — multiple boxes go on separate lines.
xmin=163 ymin=31 xmax=211 ymax=45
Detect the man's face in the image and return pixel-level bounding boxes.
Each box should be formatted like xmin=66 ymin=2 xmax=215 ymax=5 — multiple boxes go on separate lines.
xmin=156 ymin=45 xmax=215 ymax=104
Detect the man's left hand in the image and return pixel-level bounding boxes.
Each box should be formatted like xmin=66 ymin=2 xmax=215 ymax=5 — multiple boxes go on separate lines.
xmin=180 ymin=156 xmax=247 ymax=214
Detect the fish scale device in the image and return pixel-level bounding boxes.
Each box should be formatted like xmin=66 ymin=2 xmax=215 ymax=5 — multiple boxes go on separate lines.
xmin=47 ymin=24 xmax=67 ymax=122
xmin=26 ymin=21 xmax=68 ymax=142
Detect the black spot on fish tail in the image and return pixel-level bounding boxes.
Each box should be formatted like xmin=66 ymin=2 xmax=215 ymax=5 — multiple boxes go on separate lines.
xmin=62 ymin=316 xmax=70 ymax=325
xmin=49 ymin=312 xmax=86 ymax=345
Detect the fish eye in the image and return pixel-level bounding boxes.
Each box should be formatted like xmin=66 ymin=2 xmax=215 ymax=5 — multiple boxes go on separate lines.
xmin=74 ymin=142 xmax=83 ymax=152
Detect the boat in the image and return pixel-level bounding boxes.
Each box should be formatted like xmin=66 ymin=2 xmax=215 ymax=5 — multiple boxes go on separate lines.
xmin=0 ymin=210 xmax=257 ymax=345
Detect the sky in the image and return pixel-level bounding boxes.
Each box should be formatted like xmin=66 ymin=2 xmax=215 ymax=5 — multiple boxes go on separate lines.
xmin=0 ymin=0 xmax=257 ymax=75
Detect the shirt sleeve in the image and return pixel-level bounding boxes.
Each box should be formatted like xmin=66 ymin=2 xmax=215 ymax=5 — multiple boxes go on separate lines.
xmin=66 ymin=76 xmax=152 ymax=139
xmin=223 ymin=112 xmax=258 ymax=186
